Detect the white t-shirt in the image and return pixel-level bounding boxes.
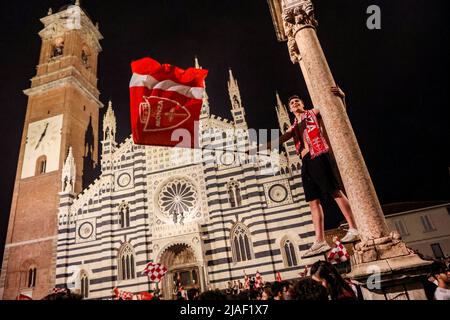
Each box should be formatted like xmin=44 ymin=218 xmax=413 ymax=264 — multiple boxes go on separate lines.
xmin=434 ymin=287 xmax=450 ymax=300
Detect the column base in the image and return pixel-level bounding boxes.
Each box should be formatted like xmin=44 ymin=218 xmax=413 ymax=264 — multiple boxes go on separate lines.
xmin=353 ymin=232 xmax=412 ymax=264
xmin=348 ymin=250 xmax=433 ymax=300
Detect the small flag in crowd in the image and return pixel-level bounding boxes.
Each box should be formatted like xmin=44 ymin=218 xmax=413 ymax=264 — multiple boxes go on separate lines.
xmin=138 ymin=291 xmax=154 ymax=300
xmin=255 ymin=270 xmax=263 ymax=289
xmin=142 ymin=261 xmax=168 ymax=283
xmin=327 ymin=237 xmax=350 ymax=265
xmin=113 ymin=287 xmax=154 ymax=300
xmin=276 ymin=271 xmax=282 ymax=282
xmin=52 ymin=287 xmax=69 ymax=294
xmin=243 ymin=271 xmax=250 ymax=290
xmin=130 ymin=57 xmax=208 ymax=149
xmin=300 ymin=265 xmax=309 ymax=278
xmin=113 ymin=287 xmax=134 ymax=300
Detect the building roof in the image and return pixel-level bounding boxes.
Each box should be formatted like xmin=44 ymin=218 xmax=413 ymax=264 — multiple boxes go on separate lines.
xmin=382 ymin=201 xmax=450 ymax=215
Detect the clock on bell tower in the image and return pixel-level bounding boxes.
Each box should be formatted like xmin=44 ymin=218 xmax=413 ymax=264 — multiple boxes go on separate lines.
xmin=0 ymin=3 xmax=103 ymax=300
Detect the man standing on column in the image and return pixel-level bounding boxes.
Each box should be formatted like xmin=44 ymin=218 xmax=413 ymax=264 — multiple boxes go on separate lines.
xmin=268 ymin=87 xmax=359 ymax=257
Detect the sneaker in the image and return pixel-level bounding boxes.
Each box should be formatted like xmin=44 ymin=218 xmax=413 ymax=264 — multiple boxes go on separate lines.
xmin=301 ymin=241 xmax=332 ymax=258
xmin=341 ymin=228 xmax=360 ymax=243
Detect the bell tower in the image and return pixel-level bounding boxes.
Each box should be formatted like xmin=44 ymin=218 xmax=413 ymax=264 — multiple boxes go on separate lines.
xmin=0 ymin=2 xmax=103 ymax=299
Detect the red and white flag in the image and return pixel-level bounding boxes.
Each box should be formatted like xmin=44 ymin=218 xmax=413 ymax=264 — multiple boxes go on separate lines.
xmin=137 ymin=291 xmax=154 ymax=300
xmin=327 ymin=237 xmax=350 ymax=265
xmin=130 ymin=57 xmax=208 ymax=148
xmin=255 ymin=270 xmax=263 ymax=289
xmin=16 ymin=294 xmax=32 ymax=300
xmin=52 ymin=287 xmax=69 ymax=294
xmin=142 ymin=261 xmax=168 ymax=283
xmin=243 ymin=271 xmax=250 ymax=290
xmin=276 ymin=272 xmax=282 ymax=282
xmin=299 ymin=265 xmax=309 ymax=278
xmin=113 ymin=287 xmax=134 ymax=300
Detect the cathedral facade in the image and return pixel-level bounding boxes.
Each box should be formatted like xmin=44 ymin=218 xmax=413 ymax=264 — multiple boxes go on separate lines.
xmin=1 ymin=4 xmax=318 ymax=300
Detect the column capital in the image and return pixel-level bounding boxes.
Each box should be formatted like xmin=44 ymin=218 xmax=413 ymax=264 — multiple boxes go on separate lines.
xmin=282 ymin=0 xmax=318 ymax=29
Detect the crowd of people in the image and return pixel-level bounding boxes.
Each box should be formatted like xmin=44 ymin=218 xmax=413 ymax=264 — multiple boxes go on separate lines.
xmin=29 ymin=259 xmax=449 ymax=301
xmin=182 ymin=261 xmax=362 ymax=301
xmin=179 ymin=259 xmax=450 ymax=301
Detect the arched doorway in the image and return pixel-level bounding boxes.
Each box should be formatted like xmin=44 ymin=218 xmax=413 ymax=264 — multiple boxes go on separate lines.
xmin=159 ymin=244 xmax=203 ymax=300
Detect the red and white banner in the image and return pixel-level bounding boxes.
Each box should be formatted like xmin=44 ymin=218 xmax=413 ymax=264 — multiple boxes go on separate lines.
xmin=142 ymin=261 xmax=168 ymax=283
xmin=130 ymin=57 xmax=208 ymax=148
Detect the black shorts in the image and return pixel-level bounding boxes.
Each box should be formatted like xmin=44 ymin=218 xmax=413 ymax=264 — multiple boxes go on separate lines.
xmin=301 ymin=152 xmax=340 ymax=202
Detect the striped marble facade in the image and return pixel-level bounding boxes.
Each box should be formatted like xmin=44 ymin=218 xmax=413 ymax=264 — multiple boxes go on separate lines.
xmin=55 ymin=71 xmax=318 ymax=300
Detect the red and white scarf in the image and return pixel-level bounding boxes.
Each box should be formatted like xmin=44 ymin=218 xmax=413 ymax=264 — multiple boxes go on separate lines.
xmin=292 ymin=110 xmax=329 ymax=158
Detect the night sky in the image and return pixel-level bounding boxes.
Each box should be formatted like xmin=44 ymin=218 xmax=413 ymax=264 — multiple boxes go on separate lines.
xmin=0 ymin=0 xmax=449 ymax=262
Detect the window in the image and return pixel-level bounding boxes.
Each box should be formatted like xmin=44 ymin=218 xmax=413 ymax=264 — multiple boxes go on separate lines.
xmin=118 ymin=203 xmax=130 ymax=228
xmin=80 ymin=272 xmax=89 ymax=299
xmin=232 ymin=95 xmax=240 ymax=108
xmin=40 ymin=159 xmax=46 ymax=174
xmin=27 ymin=267 xmax=37 ymax=288
xmin=35 ymin=156 xmax=47 ymax=175
xmin=431 ymin=243 xmax=445 ymax=259
xmin=282 ymin=240 xmax=298 ymax=267
xmin=118 ymin=243 xmax=136 ymax=280
xmin=227 ymin=180 xmax=242 ymax=208
xmin=81 ymin=49 xmax=89 ymax=66
xmin=51 ymin=38 xmax=64 ymax=58
xmin=394 ymin=220 xmax=409 ymax=236
xmin=420 ymin=215 xmax=436 ymax=232
xmin=231 ymin=223 xmax=253 ymax=262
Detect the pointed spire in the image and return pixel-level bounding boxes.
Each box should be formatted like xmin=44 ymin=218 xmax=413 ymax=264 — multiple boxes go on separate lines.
xmin=194 ymin=57 xmax=210 ymax=119
xmin=275 ymin=92 xmax=292 ymax=135
xmin=227 ymin=69 xmax=247 ymax=129
xmin=75 ymin=0 xmax=81 ymax=6
xmin=228 ymin=68 xmax=241 ymax=110
xmin=48 ymin=8 xmax=53 ymax=15
xmin=62 ymin=147 xmax=76 ymax=193
xmin=194 ymin=56 xmax=201 ymax=69
xmin=276 ymin=91 xmax=283 ymax=109
xmin=228 ymin=69 xmax=236 ymax=83
xmin=103 ymin=100 xmax=117 ymax=143
xmin=275 ymin=91 xmax=289 ymax=119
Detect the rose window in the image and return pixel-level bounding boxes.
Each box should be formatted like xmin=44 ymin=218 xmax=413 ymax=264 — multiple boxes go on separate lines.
xmin=158 ymin=179 xmax=198 ymax=217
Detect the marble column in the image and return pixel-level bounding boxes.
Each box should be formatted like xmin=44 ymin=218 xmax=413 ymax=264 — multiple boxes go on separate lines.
xmin=269 ymin=1 xmax=432 ymax=300
xmin=283 ymin=4 xmax=391 ymax=243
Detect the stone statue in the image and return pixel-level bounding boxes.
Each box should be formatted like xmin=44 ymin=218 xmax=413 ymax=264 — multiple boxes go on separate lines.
xmin=283 ymin=21 xmax=300 ymax=63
